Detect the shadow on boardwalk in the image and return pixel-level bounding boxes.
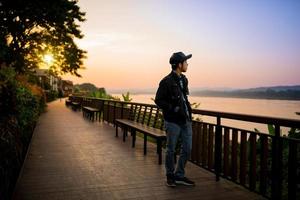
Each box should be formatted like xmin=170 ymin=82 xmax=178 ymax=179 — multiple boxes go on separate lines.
xmin=13 ymin=100 xmax=264 ymax=200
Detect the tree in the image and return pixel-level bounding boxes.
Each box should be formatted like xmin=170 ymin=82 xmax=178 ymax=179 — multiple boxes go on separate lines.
xmin=0 ymin=0 xmax=86 ymax=76
xmin=75 ymin=83 xmax=98 ymax=92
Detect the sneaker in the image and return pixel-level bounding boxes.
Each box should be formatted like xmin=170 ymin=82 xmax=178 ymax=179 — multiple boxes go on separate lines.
xmin=166 ymin=176 xmax=176 ymax=187
xmin=175 ymin=177 xmax=195 ymax=186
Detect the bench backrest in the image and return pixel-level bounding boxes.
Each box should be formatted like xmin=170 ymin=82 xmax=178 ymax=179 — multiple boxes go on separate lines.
xmin=127 ymin=104 xmax=164 ymax=130
xmin=82 ymin=97 xmax=102 ymax=109
xmin=70 ymin=96 xmax=82 ymax=104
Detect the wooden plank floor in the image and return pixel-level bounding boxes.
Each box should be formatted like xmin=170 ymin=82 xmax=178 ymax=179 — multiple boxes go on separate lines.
xmin=13 ymin=100 xmax=265 ymax=200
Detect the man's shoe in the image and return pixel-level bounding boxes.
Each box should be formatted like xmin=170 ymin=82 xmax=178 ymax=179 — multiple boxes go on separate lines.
xmin=175 ymin=177 xmax=195 ymax=186
xmin=166 ymin=177 xmax=176 ymax=187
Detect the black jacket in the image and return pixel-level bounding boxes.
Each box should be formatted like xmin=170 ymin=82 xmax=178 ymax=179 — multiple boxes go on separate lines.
xmin=155 ymin=71 xmax=192 ymax=124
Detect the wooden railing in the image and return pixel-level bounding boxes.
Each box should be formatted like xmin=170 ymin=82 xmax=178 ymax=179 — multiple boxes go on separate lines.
xmin=191 ymin=110 xmax=300 ymax=200
xmin=70 ymin=96 xmax=300 ymax=200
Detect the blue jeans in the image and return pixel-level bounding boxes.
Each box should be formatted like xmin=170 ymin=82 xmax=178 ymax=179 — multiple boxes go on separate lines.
xmin=165 ymin=120 xmax=192 ymax=178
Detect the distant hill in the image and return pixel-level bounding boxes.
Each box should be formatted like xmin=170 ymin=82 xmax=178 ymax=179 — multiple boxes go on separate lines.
xmin=240 ymin=85 xmax=300 ymax=92
xmin=191 ymin=85 xmax=300 ymax=100
xmin=74 ymin=83 xmax=98 ymax=92
xmin=84 ymin=84 xmax=300 ymax=100
xmin=107 ymin=88 xmax=156 ymax=94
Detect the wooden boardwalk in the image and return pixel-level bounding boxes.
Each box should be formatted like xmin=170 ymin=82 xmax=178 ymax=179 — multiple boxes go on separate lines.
xmin=13 ymin=100 xmax=265 ymax=200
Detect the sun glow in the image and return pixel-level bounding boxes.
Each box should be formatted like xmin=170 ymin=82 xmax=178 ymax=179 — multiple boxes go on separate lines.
xmin=43 ymin=54 xmax=54 ymax=65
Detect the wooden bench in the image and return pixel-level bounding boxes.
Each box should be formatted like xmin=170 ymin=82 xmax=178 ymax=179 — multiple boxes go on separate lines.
xmin=65 ymin=99 xmax=72 ymax=106
xmin=115 ymin=104 xmax=166 ymax=164
xmin=82 ymin=107 xmax=100 ymax=121
xmin=82 ymin=98 xmax=101 ymax=121
xmin=69 ymin=96 xmax=82 ymax=111
xmin=71 ymin=102 xmax=81 ymax=111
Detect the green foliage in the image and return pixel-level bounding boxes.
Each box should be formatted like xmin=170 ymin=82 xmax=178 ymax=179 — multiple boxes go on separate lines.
xmin=122 ymin=92 xmax=132 ymax=102
xmin=16 ymin=87 xmax=40 ymax=127
xmin=43 ymin=81 xmax=52 ymax=91
xmin=254 ymin=125 xmax=277 ymax=135
xmin=89 ymin=89 xmax=109 ymax=99
xmin=45 ymin=90 xmax=58 ymax=102
xmin=88 ymin=88 xmax=120 ymax=101
xmin=75 ymin=83 xmax=118 ymax=100
xmin=74 ymin=86 xmax=80 ymax=93
xmin=0 ymin=67 xmax=18 ymax=117
xmin=0 ymin=67 xmax=45 ymax=200
xmin=254 ymin=124 xmax=300 ymax=199
xmin=111 ymin=95 xmax=121 ymax=101
xmin=75 ymin=83 xmax=99 ymax=92
xmin=191 ymin=102 xmax=201 ymax=121
xmin=288 ymin=128 xmax=300 ymax=139
xmin=0 ymin=0 xmax=86 ymax=76
xmin=190 ymin=102 xmax=200 ymax=109
xmin=267 ymin=124 xmax=275 ymax=135
xmin=98 ymin=87 xmax=106 ymax=94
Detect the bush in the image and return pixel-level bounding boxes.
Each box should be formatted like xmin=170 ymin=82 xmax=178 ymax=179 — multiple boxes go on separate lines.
xmin=45 ymin=90 xmax=58 ymax=102
xmin=0 ymin=67 xmax=45 ymax=200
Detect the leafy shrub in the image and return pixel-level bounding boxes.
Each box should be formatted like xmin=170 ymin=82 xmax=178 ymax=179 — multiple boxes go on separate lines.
xmin=0 ymin=67 xmax=45 ymax=200
xmin=45 ymin=90 xmax=58 ymax=102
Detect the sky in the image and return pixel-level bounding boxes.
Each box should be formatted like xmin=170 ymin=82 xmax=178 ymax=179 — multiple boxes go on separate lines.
xmin=62 ymin=0 xmax=300 ymax=91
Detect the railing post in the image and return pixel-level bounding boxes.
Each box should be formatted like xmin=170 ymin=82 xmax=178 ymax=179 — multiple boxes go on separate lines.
xmin=102 ymin=100 xmax=105 ymax=122
xmin=259 ymin=135 xmax=268 ymax=195
xmin=113 ymin=101 xmax=116 ymax=125
xmin=215 ymin=116 xmax=222 ymax=181
xmin=288 ymin=140 xmax=297 ymax=200
xmin=271 ymin=125 xmax=282 ymax=200
xmin=121 ymin=102 xmax=124 ymax=119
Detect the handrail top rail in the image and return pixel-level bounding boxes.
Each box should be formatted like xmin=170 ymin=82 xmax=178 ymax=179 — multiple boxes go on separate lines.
xmin=192 ymin=109 xmax=300 ymax=128
xmin=73 ymin=95 xmax=300 ymax=128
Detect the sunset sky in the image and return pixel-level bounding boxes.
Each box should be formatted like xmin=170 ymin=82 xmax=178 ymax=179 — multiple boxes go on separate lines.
xmin=63 ymin=0 xmax=300 ymax=91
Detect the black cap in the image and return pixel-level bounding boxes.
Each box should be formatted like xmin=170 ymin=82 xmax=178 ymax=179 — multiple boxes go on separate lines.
xmin=169 ymin=52 xmax=192 ymax=65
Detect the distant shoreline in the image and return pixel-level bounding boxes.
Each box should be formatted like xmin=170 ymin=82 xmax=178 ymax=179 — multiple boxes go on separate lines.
xmin=189 ymin=94 xmax=300 ymax=101
xmin=80 ymin=83 xmax=300 ymax=101
xmin=112 ymin=85 xmax=300 ymax=101
xmin=114 ymin=92 xmax=300 ymax=101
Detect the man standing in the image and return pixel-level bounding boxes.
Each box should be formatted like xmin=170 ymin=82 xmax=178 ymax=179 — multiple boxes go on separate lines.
xmin=155 ymin=52 xmax=195 ymax=187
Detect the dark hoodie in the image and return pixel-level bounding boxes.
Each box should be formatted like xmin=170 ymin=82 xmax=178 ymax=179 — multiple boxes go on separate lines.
xmin=155 ymin=71 xmax=192 ymax=124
